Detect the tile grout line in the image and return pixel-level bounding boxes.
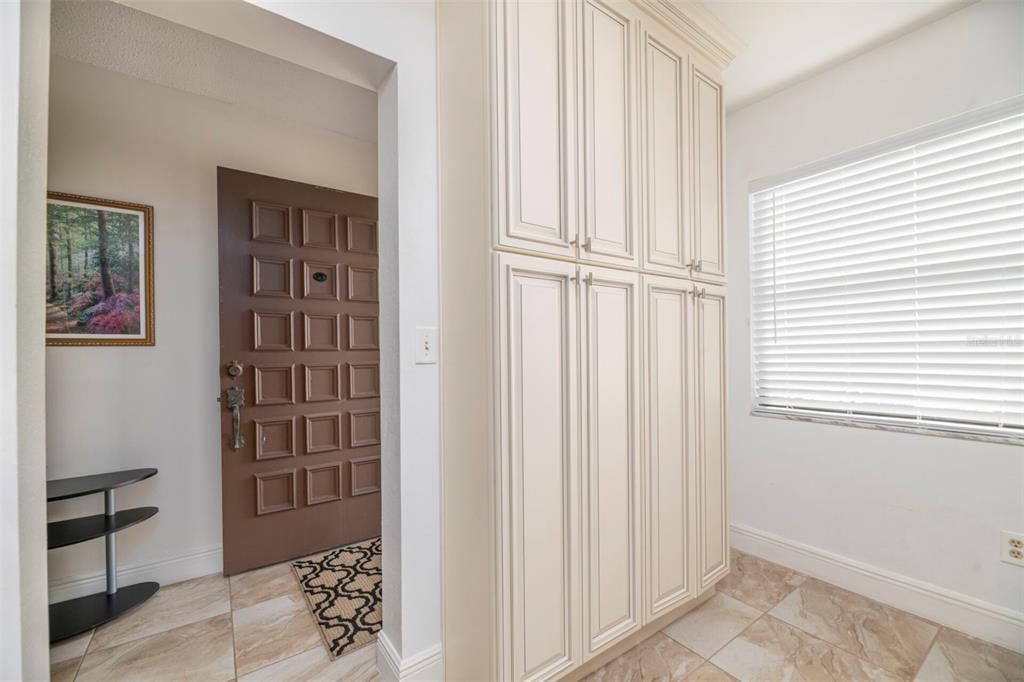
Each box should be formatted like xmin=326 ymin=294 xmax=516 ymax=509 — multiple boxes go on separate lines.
xmin=767 ymin=609 xmax=909 ymax=677
xmin=228 ymin=574 xmax=239 ymax=682
xmin=244 ymin=642 xmax=329 ymax=679
xmin=909 ymin=625 xmax=942 ymax=681
xmin=230 ymin=562 xmax=333 ymax=678
xmin=81 ymin=575 xmax=232 ymax=654
xmin=767 ymin=585 xmax=926 ymax=678
xmin=711 ymin=609 xmax=771 ymax=664
xmin=236 ymin=561 xmax=325 ymax=680
xmin=743 ymin=555 xmax=938 ymax=679
xmin=716 ymin=598 xmax=923 ymax=681
xmin=70 ymin=627 xmax=94 ymax=681
xmin=716 ymin=568 xmax=919 ymax=679
xmin=69 ymin=643 xmax=87 ymax=682
xmin=699 ymin=569 xmax=804 ymax=667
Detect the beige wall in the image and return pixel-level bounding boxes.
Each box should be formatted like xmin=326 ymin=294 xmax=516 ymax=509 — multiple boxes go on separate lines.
xmin=46 ymin=57 xmax=376 ymax=597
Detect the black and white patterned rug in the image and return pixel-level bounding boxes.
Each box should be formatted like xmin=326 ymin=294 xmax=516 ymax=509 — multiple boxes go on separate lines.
xmin=292 ymin=536 xmax=382 ymax=659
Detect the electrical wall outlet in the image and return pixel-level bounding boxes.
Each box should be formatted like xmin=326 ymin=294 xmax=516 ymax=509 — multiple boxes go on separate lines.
xmin=1002 ymin=531 xmax=1024 ymax=567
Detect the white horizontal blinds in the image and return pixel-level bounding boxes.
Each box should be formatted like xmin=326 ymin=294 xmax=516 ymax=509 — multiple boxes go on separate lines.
xmin=751 ymin=110 xmax=1024 ymax=435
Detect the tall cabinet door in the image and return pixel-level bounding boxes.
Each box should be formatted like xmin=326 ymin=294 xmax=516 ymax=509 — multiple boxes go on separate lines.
xmin=580 ymin=266 xmax=641 ymax=657
xmin=690 ymin=57 xmax=725 ymax=282
xmin=642 ymin=275 xmax=696 ymax=620
xmin=694 ymin=282 xmax=728 ymax=590
xmin=579 ymin=0 xmax=639 ymax=266
xmin=640 ymin=21 xmax=690 ymax=276
xmin=496 ymin=0 xmax=578 ymax=258
xmin=496 ymin=253 xmax=580 ymax=681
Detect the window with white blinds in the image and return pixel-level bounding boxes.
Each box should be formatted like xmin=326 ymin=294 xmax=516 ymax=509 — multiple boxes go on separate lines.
xmin=750 ymin=101 xmax=1024 ymax=442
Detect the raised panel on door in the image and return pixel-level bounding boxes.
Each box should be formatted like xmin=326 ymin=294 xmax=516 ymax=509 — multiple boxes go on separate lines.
xmin=641 ymin=23 xmax=689 ymax=276
xmin=694 ymin=283 xmax=727 ymax=590
xmin=497 ymin=0 xmax=578 ymax=258
xmin=580 ymin=0 xmax=638 ymax=266
xmin=580 ymin=266 xmax=641 ymax=656
xmin=497 ymin=253 xmax=579 ymax=680
xmin=642 ymin=275 xmax=695 ymax=619
xmin=690 ymin=61 xmax=725 ymax=281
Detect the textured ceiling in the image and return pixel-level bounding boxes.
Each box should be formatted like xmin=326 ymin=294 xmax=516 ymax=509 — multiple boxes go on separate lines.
xmin=51 ymin=0 xmax=378 ymax=144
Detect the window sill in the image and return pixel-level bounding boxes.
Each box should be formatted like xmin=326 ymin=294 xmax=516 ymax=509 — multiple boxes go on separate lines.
xmin=751 ymin=406 xmax=1023 ymax=447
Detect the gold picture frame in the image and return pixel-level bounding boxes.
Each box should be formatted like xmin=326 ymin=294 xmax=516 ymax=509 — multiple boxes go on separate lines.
xmin=45 ymin=192 xmax=155 ymax=346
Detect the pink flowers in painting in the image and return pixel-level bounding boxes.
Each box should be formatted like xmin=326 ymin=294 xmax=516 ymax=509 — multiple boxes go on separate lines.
xmin=68 ymin=276 xmax=140 ymax=334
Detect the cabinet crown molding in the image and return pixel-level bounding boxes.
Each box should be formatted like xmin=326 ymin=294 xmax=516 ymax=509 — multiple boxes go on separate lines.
xmin=633 ymin=0 xmax=744 ymax=68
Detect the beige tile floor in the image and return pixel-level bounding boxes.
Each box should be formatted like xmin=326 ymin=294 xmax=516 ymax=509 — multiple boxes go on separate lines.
xmin=585 ymin=550 xmax=1024 ymax=682
xmin=49 ymin=549 xmax=1024 ymax=681
xmin=49 ymin=558 xmax=381 ymax=682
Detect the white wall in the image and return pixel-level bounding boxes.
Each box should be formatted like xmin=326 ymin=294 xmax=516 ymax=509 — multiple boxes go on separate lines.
xmin=46 ymin=57 xmax=376 ymax=594
xmin=727 ymin=0 xmax=1024 ymax=651
xmin=239 ymin=1 xmax=444 ymax=669
xmin=1 ymin=0 xmax=51 ymax=678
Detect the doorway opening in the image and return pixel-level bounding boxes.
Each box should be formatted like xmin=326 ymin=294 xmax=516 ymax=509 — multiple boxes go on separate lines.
xmin=44 ymin=1 xmax=396 ymax=678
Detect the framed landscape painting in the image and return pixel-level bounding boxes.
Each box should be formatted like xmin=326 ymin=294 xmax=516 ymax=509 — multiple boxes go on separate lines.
xmin=46 ymin=192 xmax=155 ymax=346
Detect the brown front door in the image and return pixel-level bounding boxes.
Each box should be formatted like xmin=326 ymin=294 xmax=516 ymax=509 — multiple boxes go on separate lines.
xmin=217 ymin=167 xmax=381 ymax=575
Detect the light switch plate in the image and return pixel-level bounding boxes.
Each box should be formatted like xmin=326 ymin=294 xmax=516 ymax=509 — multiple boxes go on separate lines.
xmin=415 ymin=326 xmax=438 ymax=365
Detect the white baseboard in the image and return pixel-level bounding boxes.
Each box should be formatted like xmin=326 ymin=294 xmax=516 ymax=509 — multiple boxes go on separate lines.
xmin=731 ymin=524 xmax=1024 ymax=654
xmin=48 ymin=544 xmax=223 ymax=603
xmin=376 ymin=633 xmax=443 ymax=681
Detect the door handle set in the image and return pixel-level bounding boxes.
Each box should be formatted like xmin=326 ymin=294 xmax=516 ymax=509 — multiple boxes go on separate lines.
xmin=224 ymin=386 xmax=246 ymax=451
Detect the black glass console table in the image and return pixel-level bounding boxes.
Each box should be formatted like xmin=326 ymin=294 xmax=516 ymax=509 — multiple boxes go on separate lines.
xmin=47 ymin=468 xmax=160 ymax=642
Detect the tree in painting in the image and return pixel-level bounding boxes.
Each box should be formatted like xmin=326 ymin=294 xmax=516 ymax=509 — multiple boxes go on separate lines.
xmin=46 ymin=203 xmax=142 ymax=335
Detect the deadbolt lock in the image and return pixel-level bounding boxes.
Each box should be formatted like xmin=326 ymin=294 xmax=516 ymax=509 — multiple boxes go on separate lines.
xmin=226 ymin=361 xmax=244 ymax=378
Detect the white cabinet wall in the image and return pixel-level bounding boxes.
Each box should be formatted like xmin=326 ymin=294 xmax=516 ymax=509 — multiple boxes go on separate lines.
xmin=491 ymin=2 xmax=729 ymax=679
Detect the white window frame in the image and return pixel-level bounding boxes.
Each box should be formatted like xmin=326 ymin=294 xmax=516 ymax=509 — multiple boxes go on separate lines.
xmin=749 ymin=96 xmax=1024 ymax=445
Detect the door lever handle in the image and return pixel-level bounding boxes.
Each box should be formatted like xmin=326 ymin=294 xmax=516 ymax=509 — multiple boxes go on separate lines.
xmin=224 ymin=386 xmax=246 ymax=451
